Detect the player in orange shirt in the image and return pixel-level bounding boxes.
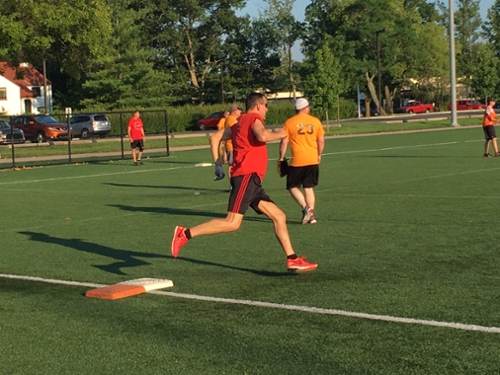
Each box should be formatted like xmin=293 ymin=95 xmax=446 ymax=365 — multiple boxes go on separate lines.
xmin=223 ymin=104 xmax=242 ymax=180
xmin=482 ymin=98 xmax=499 ymax=157
xmin=214 ymin=111 xmax=229 ymax=180
xmin=279 ymin=98 xmax=325 ymax=224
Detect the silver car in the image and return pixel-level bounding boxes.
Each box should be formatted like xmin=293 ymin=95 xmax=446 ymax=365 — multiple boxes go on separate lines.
xmin=69 ymin=114 xmax=112 ymax=139
xmin=0 ymin=119 xmax=25 ymax=144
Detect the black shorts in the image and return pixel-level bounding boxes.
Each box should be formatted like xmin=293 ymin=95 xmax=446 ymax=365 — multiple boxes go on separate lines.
xmin=130 ymin=139 xmax=144 ymax=151
xmin=483 ymin=126 xmax=497 ymax=140
xmin=228 ymin=173 xmax=273 ymax=215
xmin=286 ymin=165 xmax=319 ymax=190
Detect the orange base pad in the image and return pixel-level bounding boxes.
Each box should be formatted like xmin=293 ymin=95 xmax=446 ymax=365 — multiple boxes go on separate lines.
xmin=85 ymin=284 xmax=146 ymax=300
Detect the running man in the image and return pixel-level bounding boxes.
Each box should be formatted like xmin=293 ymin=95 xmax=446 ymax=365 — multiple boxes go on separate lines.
xmin=171 ymin=92 xmax=318 ymax=273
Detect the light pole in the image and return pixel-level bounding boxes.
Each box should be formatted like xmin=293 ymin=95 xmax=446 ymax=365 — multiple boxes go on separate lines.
xmin=448 ymin=0 xmax=459 ymax=126
xmin=375 ymin=28 xmax=386 ymax=115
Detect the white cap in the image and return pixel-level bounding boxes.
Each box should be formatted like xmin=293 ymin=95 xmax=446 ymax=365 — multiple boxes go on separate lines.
xmin=295 ymin=98 xmax=311 ymax=110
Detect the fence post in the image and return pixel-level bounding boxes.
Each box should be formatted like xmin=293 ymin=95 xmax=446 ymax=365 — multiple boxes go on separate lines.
xmin=66 ymin=107 xmax=72 ymax=164
xmin=165 ymin=109 xmax=170 ymax=156
xmin=9 ymin=122 xmax=16 ymax=169
xmin=120 ymin=112 xmax=125 ymax=160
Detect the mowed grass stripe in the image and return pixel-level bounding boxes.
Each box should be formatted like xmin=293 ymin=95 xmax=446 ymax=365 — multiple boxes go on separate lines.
xmin=2 ymin=273 xmax=500 ymax=334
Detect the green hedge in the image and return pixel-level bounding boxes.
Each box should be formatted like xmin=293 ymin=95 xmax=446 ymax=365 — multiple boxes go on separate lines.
xmin=50 ymin=98 xmax=358 ymax=135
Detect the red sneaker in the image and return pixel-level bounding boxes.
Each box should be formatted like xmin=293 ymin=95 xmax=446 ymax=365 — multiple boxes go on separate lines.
xmin=171 ymin=226 xmax=188 ymax=258
xmin=301 ymin=206 xmax=312 ymax=224
xmin=309 ymin=209 xmax=317 ymax=224
xmin=287 ymin=256 xmax=318 ymax=273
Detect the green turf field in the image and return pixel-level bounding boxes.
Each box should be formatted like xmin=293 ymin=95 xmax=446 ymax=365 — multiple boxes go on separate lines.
xmin=1 ymin=127 xmax=500 ymax=374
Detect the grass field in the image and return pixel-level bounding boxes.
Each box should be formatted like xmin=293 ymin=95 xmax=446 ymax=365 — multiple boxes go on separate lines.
xmin=2 ymin=126 xmax=500 ymax=374
xmin=0 ymin=116 xmax=482 ymax=164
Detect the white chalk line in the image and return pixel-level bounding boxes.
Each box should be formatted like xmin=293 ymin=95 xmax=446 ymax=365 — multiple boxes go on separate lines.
xmin=0 ymin=138 xmax=481 ymax=187
xmin=0 ymin=165 xmax=188 ymax=186
xmin=1 ymin=273 xmax=498 ymax=334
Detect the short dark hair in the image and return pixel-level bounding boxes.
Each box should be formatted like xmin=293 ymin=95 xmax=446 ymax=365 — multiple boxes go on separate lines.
xmin=245 ymin=92 xmax=266 ymax=111
xmin=489 ymin=98 xmax=496 ymax=103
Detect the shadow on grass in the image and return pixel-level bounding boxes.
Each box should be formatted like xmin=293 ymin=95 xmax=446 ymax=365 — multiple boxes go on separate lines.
xmin=175 ymin=256 xmax=296 ymax=277
xmin=19 ymin=231 xmax=168 ymax=276
xmin=103 ymin=182 xmax=226 ymax=192
xmin=108 ymin=204 xmax=271 ymax=223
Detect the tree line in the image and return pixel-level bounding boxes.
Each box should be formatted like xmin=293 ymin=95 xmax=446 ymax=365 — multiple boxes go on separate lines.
xmin=1 ymin=0 xmax=500 ymax=118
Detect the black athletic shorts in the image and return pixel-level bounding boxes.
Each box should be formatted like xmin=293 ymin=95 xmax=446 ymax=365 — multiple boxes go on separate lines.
xmin=130 ymin=139 xmax=145 ymax=151
xmin=286 ymin=165 xmax=319 ymax=189
xmin=228 ymin=173 xmax=273 ymax=215
xmin=483 ymin=126 xmax=497 ymax=140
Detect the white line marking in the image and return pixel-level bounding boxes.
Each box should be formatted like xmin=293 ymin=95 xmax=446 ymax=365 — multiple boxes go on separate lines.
xmin=0 ymin=166 xmax=187 ymax=186
xmin=1 ymin=273 xmax=499 ymax=334
xmin=0 ymin=138 xmax=482 ymax=186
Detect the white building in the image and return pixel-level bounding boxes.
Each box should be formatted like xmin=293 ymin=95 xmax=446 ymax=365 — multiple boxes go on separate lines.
xmin=0 ymin=62 xmax=53 ymax=115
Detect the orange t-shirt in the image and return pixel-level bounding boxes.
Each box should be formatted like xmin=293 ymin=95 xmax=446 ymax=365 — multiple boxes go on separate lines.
xmin=483 ymin=106 xmax=497 ymax=127
xmin=217 ymin=117 xmax=226 ymax=130
xmin=282 ymin=113 xmax=325 ymax=167
xmin=224 ymin=114 xmax=239 ymax=151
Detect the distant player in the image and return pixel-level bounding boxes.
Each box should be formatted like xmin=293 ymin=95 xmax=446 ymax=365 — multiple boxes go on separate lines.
xmin=214 ymin=111 xmax=229 ymax=180
xmin=223 ymin=104 xmax=242 ymax=181
xmin=171 ymin=92 xmax=318 ymax=273
xmin=279 ymin=98 xmax=325 ymax=224
xmin=127 ymin=110 xmax=145 ymax=165
xmin=483 ymin=98 xmax=499 ymax=158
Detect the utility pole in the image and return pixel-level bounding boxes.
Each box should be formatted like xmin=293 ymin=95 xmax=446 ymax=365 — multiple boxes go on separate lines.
xmin=449 ymin=0 xmax=459 ymax=126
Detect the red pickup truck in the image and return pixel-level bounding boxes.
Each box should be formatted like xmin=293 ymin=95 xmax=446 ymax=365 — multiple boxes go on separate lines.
xmin=395 ymin=101 xmax=434 ymax=114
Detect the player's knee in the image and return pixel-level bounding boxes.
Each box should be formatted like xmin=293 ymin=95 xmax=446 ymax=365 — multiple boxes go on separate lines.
xmin=273 ymin=209 xmax=287 ymax=225
xmin=226 ymin=221 xmax=241 ymax=232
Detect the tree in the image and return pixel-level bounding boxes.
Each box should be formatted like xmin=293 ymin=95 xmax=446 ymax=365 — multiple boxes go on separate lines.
xmin=483 ymin=0 xmax=500 ymax=57
xmin=0 ymin=0 xmax=111 ymax=74
xmin=470 ymin=43 xmax=500 ymax=100
xmin=303 ymin=39 xmax=346 ymax=121
xmin=80 ymin=0 xmax=177 ymax=110
xmin=303 ymin=0 xmax=448 ymax=114
xmin=454 ymin=0 xmax=482 ymax=87
xmin=259 ymin=0 xmax=304 ymax=96
xmin=135 ymin=0 xmax=246 ymax=103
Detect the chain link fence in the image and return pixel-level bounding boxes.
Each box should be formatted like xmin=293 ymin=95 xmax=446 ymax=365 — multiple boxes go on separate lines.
xmin=0 ymin=109 xmax=170 ymax=169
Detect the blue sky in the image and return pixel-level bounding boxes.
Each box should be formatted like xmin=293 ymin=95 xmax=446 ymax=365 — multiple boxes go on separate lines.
xmin=239 ymin=0 xmax=496 ymax=60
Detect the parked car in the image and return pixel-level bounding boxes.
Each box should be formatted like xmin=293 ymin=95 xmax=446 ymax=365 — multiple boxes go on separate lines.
xmin=70 ymin=114 xmax=112 ymax=139
xmin=394 ymin=101 xmax=434 ymax=114
xmin=10 ymin=115 xmax=70 ymax=143
xmin=448 ymin=100 xmax=486 ymax=111
xmin=0 ymin=119 xmax=25 ymax=144
xmin=196 ymin=112 xmax=225 ymax=130
xmin=356 ymin=105 xmax=378 ymax=117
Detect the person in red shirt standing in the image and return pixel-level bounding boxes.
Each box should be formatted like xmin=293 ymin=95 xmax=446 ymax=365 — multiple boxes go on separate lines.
xmin=483 ymin=98 xmax=499 ymax=157
xmin=170 ymin=92 xmax=318 ymax=273
xmin=127 ymin=110 xmax=146 ymax=165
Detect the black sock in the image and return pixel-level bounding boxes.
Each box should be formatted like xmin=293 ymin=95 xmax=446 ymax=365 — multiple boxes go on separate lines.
xmin=287 ymin=254 xmax=298 ymax=260
xmin=185 ymin=229 xmax=192 ymax=240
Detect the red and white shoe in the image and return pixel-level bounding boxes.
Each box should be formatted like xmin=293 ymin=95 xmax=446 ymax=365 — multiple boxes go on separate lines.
xmin=309 ymin=210 xmax=317 ymax=224
xmin=171 ymin=226 xmax=188 ymax=258
xmin=287 ymin=256 xmax=318 ymax=273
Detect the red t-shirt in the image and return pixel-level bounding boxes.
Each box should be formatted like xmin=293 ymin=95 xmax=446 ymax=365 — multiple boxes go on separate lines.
xmin=231 ymin=113 xmax=268 ymax=181
xmin=128 ymin=118 xmax=144 ymax=140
